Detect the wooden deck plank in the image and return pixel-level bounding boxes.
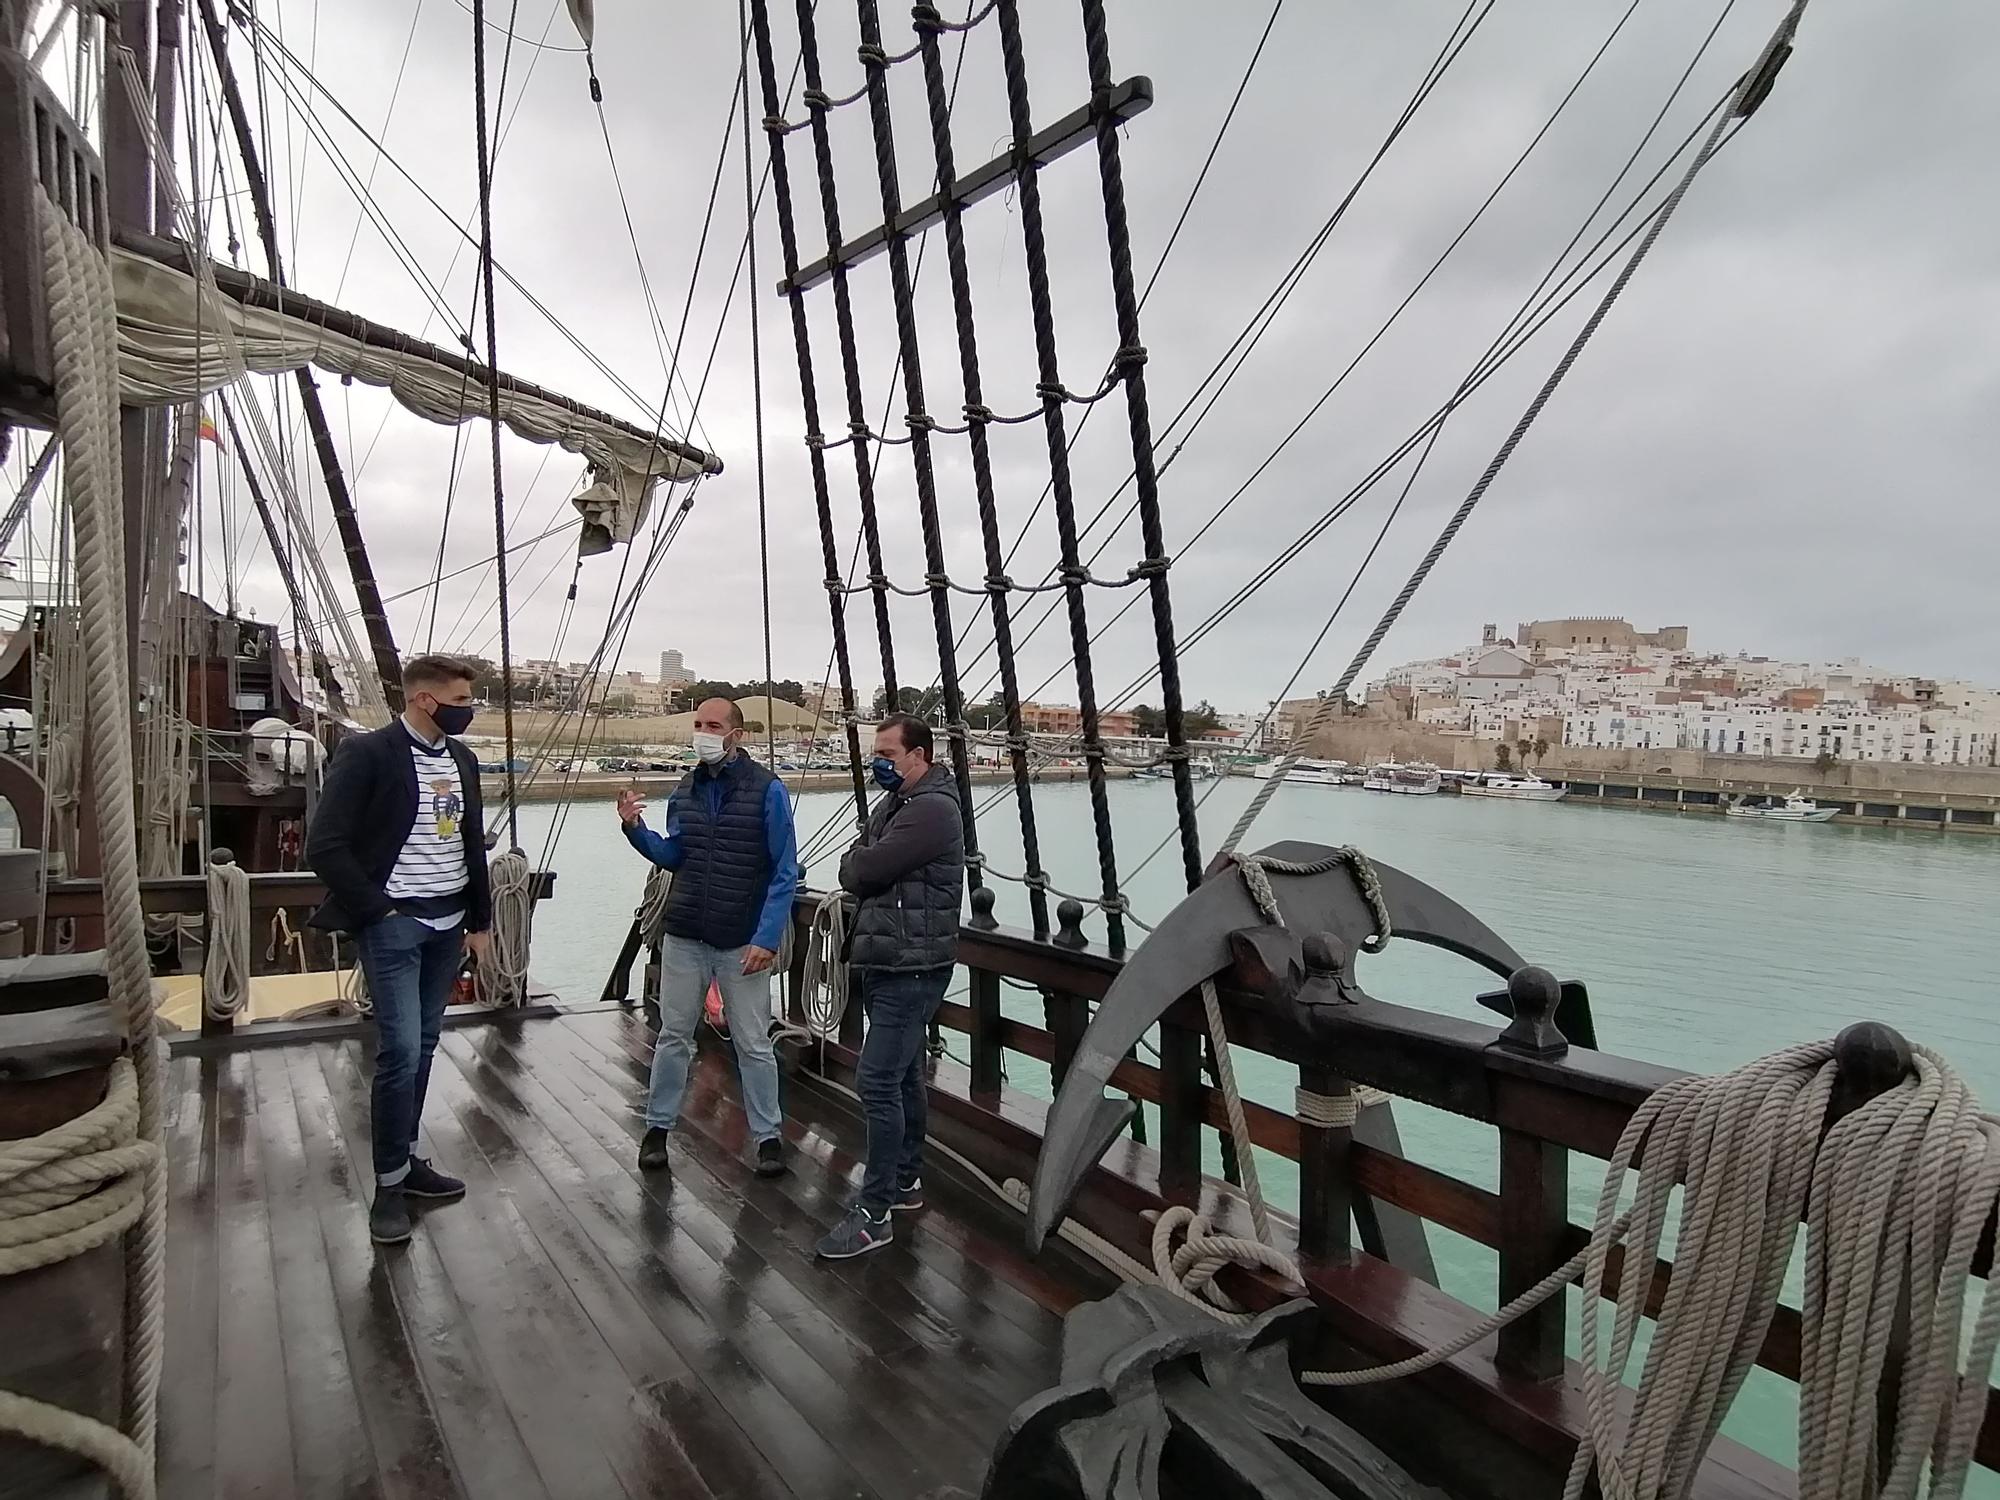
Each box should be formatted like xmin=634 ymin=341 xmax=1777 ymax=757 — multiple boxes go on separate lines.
xmin=320 ymin=1038 xmax=633 ymax=1500
xmin=157 ymin=1011 xmax=1097 ymax=1499
xmin=565 ymin=1007 xmax=1105 ymax=1333
xmin=307 ymin=1040 xmax=554 ymax=1500
xmin=464 ymin=1021 xmax=1028 ymax=1466
xmin=419 ymin=1032 xmax=729 ymax=1500
xmin=209 ymin=1049 xmax=297 ymax=1500
xmin=272 ymin=1043 xmax=460 ymax=1500
xmin=488 ymin=1020 xmax=971 ymax=1498
xmin=428 ymin=1028 xmax=816 ymax=1500
xmin=245 ymin=1047 xmax=383 ymax=1500
xmin=158 ymin=1055 xmax=220 ymax=1500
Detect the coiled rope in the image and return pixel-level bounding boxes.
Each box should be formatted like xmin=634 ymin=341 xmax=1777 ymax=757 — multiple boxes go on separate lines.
xmin=3 ymin=194 xmax=171 ymax=1500
xmin=477 ymin=850 xmax=534 ymax=1007
xmin=780 ymin=892 xmax=853 ymax=1043
xmin=201 ymin=853 xmax=252 ymax=1021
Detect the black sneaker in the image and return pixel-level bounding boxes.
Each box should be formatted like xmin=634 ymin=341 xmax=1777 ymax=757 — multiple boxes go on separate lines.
xmin=638 ymin=1127 xmax=671 ymax=1172
xmin=401 ymin=1156 xmax=466 ymax=1201
xmin=815 ymin=1204 xmax=893 ymax=1259
xmin=755 ymin=1137 xmax=788 ymax=1178
xmin=891 ymin=1177 xmax=924 ymax=1213
xmin=369 ymin=1186 xmax=412 ymax=1246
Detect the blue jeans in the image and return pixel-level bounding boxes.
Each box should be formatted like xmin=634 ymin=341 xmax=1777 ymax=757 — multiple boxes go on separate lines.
xmin=357 ymin=914 xmax=465 ymax=1182
xmin=856 ymin=967 xmax=951 ymax=1213
xmin=646 ymin=935 xmax=783 ymax=1142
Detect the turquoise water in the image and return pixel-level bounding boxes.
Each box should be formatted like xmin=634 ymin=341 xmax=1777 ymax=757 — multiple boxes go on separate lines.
xmin=513 ymin=777 xmax=2000 ymax=1480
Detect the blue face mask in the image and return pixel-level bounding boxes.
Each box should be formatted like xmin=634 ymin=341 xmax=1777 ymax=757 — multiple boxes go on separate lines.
xmin=871 ymin=755 xmax=903 ymax=792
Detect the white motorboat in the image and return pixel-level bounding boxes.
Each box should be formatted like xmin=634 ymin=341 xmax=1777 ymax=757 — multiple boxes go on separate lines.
xmin=1250 ymin=757 xmax=1349 ymax=786
xmin=1725 ymin=790 xmax=1839 ymax=823
xmin=1461 ymin=773 xmax=1567 ymax=802
xmin=1364 ymin=762 xmax=1442 ymax=795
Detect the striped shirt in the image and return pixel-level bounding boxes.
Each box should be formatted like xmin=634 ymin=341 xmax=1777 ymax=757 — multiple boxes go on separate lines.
xmin=384 ymin=729 xmax=468 ymax=931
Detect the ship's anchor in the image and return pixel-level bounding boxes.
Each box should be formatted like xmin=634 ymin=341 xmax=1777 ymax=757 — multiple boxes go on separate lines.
xmin=1026 ymin=839 xmax=1595 ymax=1252
xmin=981 ymin=1284 xmax=1448 ymax=1499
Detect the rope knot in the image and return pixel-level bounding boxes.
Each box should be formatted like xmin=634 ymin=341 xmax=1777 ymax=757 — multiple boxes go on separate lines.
xmin=803 ymin=88 xmax=833 ymax=110
xmin=803 ymin=430 xmax=827 ymax=450
xmin=910 ymin=3 xmax=945 ymax=33
xmin=1058 ymin=563 xmax=1093 ymax=586
xmin=1034 ymin=380 xmax=1070 ymax=402
xmin=962 ymin=401 xmax=994 ymax=423
xmin=923 ymin=571 xmax=951 ymax=589
xmin=1113 ymin=342 xmax=1148 ymax=374
xmin=1127 ymin=555 xmax=1170 ymax=579
xmin=904 ymin=411 xmax=936 ymax=432
xmin=856 ymin=42 xmax=890 ymax=68
xmin=984 ymin=572 xmax=1014 ymax=594
xmin=1022 ymin=871 xmax=1052 ymax=892
xmin=762 ymin=113 xmax=791 ymax=135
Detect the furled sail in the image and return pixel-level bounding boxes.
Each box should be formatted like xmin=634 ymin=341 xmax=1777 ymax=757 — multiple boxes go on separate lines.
xmin=108 ymin=240 xmax=720 ymax=554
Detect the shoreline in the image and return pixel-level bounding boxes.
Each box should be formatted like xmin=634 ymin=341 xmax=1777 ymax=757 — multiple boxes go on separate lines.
xmin=486 ymin=764 xmax=1126 ymax=804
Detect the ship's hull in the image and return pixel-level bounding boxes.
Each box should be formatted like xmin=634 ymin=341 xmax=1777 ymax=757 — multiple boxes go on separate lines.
xmin=1462 ymin=782 xmax=1566 ymax=802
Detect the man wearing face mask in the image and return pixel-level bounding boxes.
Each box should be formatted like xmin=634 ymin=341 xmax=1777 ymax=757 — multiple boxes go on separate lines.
xmin=308 ymin=655 xmax=493 ymax=1246
xmin=618 ymin=696 xmax=799 ymax=1178
xmin=816 ymin=713 xmax=965 ymax=1259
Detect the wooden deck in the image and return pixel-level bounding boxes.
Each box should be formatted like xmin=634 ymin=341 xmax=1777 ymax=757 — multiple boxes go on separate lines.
xmin=158 ymin=1006 xmax=1115 ymax=1500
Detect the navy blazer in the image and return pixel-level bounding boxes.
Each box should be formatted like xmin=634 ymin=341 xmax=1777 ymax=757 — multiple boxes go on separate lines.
xmin=305 ymin=721 xmax=493 ymax=934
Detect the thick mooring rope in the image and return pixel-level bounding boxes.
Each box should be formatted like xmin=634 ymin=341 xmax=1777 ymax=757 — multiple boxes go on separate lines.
xmin=8 ymin=194 xmax=170 ymax=1500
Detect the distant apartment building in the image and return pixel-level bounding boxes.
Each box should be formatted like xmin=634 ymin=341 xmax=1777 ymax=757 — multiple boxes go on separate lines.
xmin=1017 ymin=701 xmax=1138 ymax=739
xmin=657 ymin=648 xmax=695 ymax=691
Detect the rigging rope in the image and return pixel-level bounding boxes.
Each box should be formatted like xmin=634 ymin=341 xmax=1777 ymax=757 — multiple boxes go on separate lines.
xmin=7 ymin=193 xmax=171 ymax=1500
xmin=471 ymin=0 xmax=522 ymax=842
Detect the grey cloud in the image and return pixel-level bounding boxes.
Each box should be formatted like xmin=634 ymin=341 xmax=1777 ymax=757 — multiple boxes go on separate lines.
xmin=219 ymin=0 xmax=1997 ymax=712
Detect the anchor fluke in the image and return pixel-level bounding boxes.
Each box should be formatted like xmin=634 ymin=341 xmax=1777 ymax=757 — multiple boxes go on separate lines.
xmin=1027 ymin=840 xmax=1532 ymax=1250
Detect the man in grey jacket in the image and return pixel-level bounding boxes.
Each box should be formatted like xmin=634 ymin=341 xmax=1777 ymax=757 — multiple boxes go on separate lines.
xmin=816 ymin=713 xmax=965 ymax=1258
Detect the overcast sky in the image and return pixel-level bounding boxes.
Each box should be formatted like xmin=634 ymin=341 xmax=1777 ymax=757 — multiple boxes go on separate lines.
xmin=172 ymin=0 xmax=1998 ymax=712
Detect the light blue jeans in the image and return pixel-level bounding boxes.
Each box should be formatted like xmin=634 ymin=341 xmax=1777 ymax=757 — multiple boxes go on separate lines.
xmin=646 ymin=934 xmax=783 ymax=1142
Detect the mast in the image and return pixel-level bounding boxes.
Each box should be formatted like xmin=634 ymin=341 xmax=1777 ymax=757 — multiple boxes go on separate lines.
xmin=192 ymin=0 xmax=406 ymax=711
xmin=216 ymin=391 xmax=351 ymax=718
xmin=106 ymin=0 xmax=153 ymax=692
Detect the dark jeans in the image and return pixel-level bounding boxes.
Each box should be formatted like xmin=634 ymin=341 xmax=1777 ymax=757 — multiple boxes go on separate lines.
xmin=856 ymin=966 xmax=952 ymax=1213
xmin=356 ymin=914 xmax=465 ymax=1181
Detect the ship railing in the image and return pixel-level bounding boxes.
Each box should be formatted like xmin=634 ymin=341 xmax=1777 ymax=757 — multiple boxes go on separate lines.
xmin=778 ymin=887 xmax=1999 ymax=1493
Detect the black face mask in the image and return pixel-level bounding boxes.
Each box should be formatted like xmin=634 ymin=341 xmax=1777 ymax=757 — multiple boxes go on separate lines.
xmin=429 ymin=700 xmax=476 ymax=736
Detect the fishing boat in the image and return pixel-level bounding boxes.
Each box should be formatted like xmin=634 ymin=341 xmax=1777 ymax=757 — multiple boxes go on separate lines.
xmin=1462 ymin=772 xmax=1567 ymax=803
xmin=5 ymin=5 xmax=1998 ymax=1500
xmin=1364 ymin=761 xmax=1443 ymax=795
xmin=1725 ymin=790 xmax=1839 ymax=823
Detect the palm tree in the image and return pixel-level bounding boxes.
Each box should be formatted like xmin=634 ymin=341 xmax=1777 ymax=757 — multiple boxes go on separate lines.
xmin=1532 ymin=736 xmax=1550 ymax=766
xmin=1494 ymin=743 xmax=1514 ymax=772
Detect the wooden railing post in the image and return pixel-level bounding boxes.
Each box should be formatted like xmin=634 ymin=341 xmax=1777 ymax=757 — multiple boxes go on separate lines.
xmin=968 ymin=963 xmax=1003 ymax=1098
xmin=1042 ymin=986 xmax=1088 ymax=1091
xmin=1496 ymin=1128 xmax=1568 ymax=1379
xmin=1297 ymin=1064 xmax=1352 ymax=1261
xmin=1158 ymin=1015 xmax=1203 ymax=1203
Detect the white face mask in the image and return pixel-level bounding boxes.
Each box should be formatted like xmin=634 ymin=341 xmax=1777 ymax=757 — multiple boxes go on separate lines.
xmin=692 ymin=730 xmax=728 ymax=764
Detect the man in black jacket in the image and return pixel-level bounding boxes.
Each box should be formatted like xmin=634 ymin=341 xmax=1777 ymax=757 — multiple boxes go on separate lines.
xmin=816 ymin=713 xmax=965 ymax=1259
xmin=307 ymin=655 xmax=493 ymax=1246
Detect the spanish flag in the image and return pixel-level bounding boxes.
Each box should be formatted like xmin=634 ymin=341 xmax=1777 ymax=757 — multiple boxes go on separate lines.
xmin=197 ymin=415 xmax=221 ymax=446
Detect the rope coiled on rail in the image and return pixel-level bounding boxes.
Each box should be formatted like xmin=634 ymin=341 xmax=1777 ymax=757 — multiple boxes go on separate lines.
xmin=201 ymin=855 xmax=252 ymax=1020
xmin=477 ymin=850 xmax=534 ymax=1007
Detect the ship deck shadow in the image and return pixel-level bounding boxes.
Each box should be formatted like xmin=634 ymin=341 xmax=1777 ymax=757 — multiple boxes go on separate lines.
xmin=158 ymin=1006 xmax=1112 ymax=1500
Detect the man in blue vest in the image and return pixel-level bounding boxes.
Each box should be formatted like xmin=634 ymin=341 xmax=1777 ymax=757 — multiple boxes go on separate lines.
xmin=618 ymin=697 xmax=799 ymax=1178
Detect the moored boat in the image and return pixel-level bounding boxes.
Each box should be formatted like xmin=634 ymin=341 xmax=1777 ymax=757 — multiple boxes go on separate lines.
xmin=1725 ymin=790 xmax=1839 ymax=823
xmin=1462 ymin=772 xmax=1567 ymax=802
